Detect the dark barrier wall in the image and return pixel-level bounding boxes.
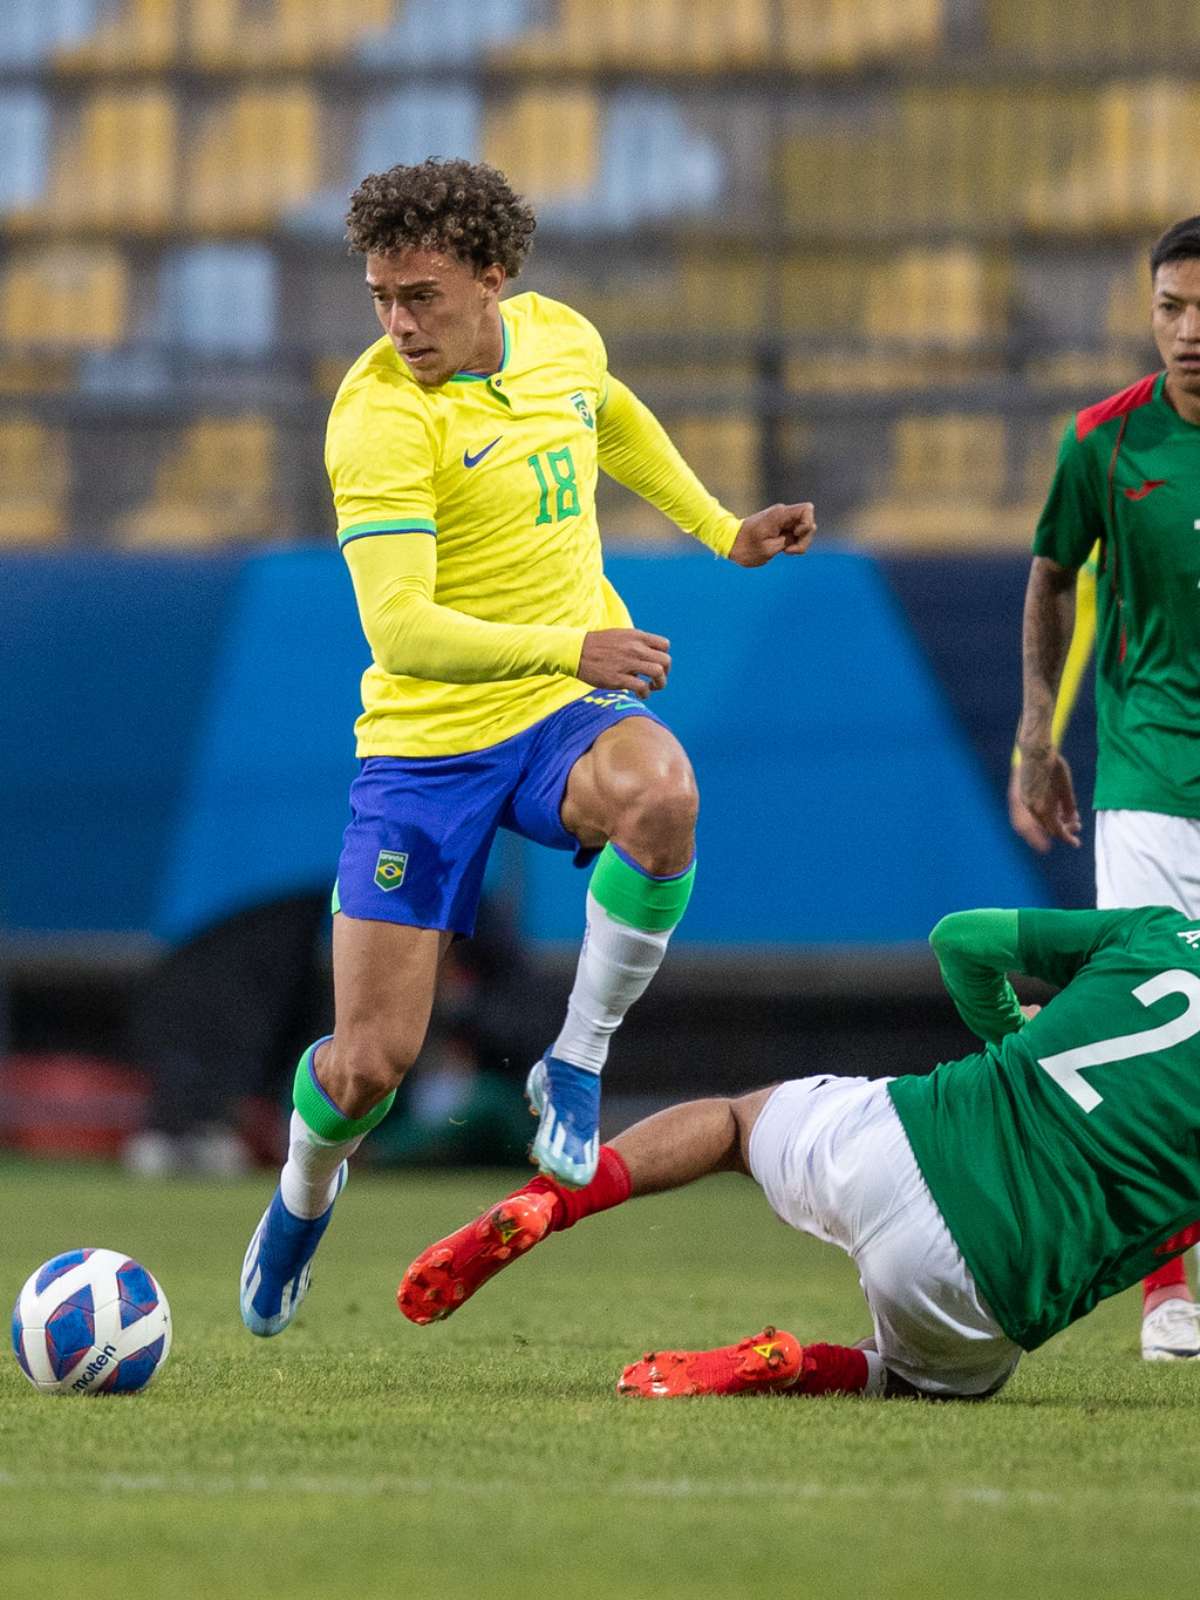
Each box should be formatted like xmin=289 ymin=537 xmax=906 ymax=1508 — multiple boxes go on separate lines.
xmin=2 ymin=548 xmax=1096 ymax=949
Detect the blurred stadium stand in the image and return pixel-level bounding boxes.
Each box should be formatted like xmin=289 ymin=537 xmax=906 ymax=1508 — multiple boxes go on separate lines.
xmin=0 ymin=0 xmax=1187 ymax=547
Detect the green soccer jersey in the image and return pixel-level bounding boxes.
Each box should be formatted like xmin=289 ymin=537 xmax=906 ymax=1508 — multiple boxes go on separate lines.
xmin=1033 ymin=372 xmax=1200 ymax=817
xmin=888 ymin=905 xmax=1200 ymax=1351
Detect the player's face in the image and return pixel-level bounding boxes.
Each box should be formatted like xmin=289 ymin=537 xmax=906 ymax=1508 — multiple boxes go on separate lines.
xmin=365 ymin=250 xmax=506 ymax=387
xmin=1152 ymin=258 xmax=1200 ymax=403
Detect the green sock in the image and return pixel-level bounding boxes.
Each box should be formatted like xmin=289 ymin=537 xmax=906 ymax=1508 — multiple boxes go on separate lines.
xmin=588 ymin=841 xmax=696 ymax=931
xmin=292 ymin=1040 xmax=396 ymax=1143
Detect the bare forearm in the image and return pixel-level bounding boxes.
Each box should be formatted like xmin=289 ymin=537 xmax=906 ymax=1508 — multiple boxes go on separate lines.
xmin=1018 ymin=557 xmax=1077 ymax=755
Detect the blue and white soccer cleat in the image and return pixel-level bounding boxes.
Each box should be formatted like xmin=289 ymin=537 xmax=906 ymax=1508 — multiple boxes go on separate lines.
xmin=239 ymin=1163 xmax=348 ymax=1337
xmin=525 ymin=1055 xmax=601 ymax=1189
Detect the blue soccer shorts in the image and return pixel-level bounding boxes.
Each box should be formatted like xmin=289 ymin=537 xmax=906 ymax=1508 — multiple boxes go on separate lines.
xmin=333 ymin=691 xmax=662 ymax=936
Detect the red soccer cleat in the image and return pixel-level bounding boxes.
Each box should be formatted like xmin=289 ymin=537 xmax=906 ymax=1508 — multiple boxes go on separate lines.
xmin=398 ymin=1190 xmax=557 ymax=1325
xmin=616 ymin=1327 xmax=803 ymax=1398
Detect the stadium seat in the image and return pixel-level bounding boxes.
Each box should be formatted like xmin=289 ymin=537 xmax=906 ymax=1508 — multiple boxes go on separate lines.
xmin=18 ymin=89 xmax=175 ymax=232
xmin=484 ymin=88 xmax=601 ymax=204
xmin=115 ymin=415 xmax=278 ymax=546
xmin=848 ymin=414 xmax=1027 ymax=548
xmin=187 ymin=0 xmax=394 ymax=67
xmin=778 ymin=0 xmax=943 ymax=70
xmin=185 ymin=87 xmax=320 ymax=228
xmin=986 ymin=0 xmax=1200 ymax=65
xmin=0 ymin=91 xmax=50 ymax=219
xmin=1024 ymin=80 xmax=1200 ymax=232
xmin=0 ymin=414 xmax=69 ymax=544
xmin=0 ymin=245 xmax=128 ymax=349
xmin=503 ymin=0 xmax=771 ymax=70
xmin=52 ymin=0 xmax=177 ymax=69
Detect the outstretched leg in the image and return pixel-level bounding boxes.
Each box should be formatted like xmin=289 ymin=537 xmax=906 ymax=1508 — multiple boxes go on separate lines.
xmin=398 ymin=1092 xmax=761 ymax=1324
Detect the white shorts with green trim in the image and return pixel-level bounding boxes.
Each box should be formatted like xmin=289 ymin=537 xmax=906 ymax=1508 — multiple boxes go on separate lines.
xmin=747 ymin=1075 xmax=1021 ymax=1398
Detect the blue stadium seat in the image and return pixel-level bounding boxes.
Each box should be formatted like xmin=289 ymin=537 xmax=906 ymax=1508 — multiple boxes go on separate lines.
xmin=287 ymin=87 xmax=483 ymax=236
xmin=539 ymin=92 xmax=723 ymax=229
xmin=158 ymin=245 xmax=278 ymax=355
xmin=0 ymin=0 xmax=97 ymax=64
xmin=356 ymin=87 xmax=482 ymax=172
xmin=0 ymin=93 xmax=49 ymax=213
xmin=358 ymin=0 xmax=537 ymax=65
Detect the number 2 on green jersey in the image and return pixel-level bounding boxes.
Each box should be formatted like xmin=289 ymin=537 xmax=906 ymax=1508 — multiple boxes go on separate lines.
xmin=528 ymin=448 xmax=580 ymax=526
xmin=1037 ymin=970 xmax=1200 ymax=1112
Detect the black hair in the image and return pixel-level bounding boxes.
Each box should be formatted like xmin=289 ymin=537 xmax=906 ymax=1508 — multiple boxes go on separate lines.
xmin=1150 ymin=215 xmax=1200 ymax=277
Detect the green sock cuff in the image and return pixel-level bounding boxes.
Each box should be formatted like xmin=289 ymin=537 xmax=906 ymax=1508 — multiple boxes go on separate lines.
xmin=589 ymin=842 xmax=696 ymax=932
xmin=292 ymin=1042 xmax=396 ymax=1142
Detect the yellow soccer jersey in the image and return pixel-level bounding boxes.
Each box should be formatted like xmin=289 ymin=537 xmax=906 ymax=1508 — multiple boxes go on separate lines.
xmin=326 ymin=291 xmax=739 ymax=757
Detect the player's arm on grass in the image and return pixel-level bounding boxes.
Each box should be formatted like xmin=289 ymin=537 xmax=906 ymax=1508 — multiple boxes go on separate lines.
xmin=596 ymin=376 xmax=815 ymax=567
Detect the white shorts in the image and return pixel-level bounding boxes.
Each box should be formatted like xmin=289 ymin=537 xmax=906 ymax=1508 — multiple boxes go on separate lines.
xmin=1095 ymin=809 xmax=1200 ymax=918
xmin=747 ymin=1076 xmax=1022 ymax=1398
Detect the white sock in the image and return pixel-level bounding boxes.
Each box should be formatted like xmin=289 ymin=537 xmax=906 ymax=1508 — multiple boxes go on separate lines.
xmin=550 ymin=890 xmax=673 ymax=1074
xmin=279 ymin=1110 xmax=363 ymax=1220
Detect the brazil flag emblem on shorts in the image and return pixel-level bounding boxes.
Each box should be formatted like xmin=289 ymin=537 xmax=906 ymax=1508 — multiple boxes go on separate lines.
xmin=374 ymin=849 xmax=408 ymax=891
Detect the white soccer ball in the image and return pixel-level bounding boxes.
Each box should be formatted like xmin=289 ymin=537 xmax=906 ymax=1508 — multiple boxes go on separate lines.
xmin=11 ymin=1248 xmax=172 ymax=1395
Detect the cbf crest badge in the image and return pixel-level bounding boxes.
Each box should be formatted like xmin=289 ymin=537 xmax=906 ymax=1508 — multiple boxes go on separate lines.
xmin=374 ymin=849 xmax=408 ymax=891
xmin=569 ymin=390 xmax=595 ymax=429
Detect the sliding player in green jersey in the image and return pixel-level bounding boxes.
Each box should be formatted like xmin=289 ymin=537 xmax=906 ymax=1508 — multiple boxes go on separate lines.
xmin=401 ymin=904 xmax=1200 ymax=1400
xmin=1010 ymin=215 xmax=1200 ymax=1358
xmin=240 ymin=159 xmax=815 ymax=1338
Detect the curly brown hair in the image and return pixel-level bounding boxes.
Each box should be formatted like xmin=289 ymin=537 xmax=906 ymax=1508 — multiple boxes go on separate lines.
xmin=345 ymin=158 xmax=536 ymax=276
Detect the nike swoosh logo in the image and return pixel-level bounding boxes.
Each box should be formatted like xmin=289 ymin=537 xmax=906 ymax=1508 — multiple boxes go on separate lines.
xmin=1123 ymin=478 xmax=1168 ymax=500
xmin=463 ymin=437 xmax=502 ymax=469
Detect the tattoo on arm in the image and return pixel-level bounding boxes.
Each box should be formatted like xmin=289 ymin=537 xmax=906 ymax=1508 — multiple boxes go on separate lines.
xmin=1019 ymin=558 xmax=1076 ymax=755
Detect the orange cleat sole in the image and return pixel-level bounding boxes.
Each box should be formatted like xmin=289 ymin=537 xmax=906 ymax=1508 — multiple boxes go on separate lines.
xmin=398 ymin=1190 xmax=557 ymax=1325
xmin=617 ymin=1326 xmax=803 ymax=1398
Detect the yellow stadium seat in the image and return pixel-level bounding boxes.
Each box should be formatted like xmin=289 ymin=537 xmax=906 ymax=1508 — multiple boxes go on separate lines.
xmin=54 ymin=0 xmax=178 ymax=69
xmin=0 ymin=415 xmax=69 ymax=545
xmin=186 ymin=0 xmax=394 ymax=67
xmin=184 ymin=88 xmax=320 ymax=229
xmin=779 ymin=0 xmax=943 ymax=70
xmin=1024 ymin=80 xmax=1200 ymax=232
xmin=484 ymin=89 xmax=600 ymax=205
xmin=503 ymin=0 xmax=770 ymax=70
xmin=0 ymin=246 xmax=128 ymax=350
xmin=11 ymin=90 xmax=176 ymax=234
xmin=986 ymin=0 xmax=1200 ymax=64
xmin=849 ymin=414 xmax=1032 ymax=548
xmin=116 ymin=416 xmax=278 ymax=547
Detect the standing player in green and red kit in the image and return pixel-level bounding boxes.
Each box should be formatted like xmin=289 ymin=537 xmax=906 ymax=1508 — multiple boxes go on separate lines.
xmin=1010 ymin=215 xmax=1200 ymax=1361
xmin=400 ymin=905 xmax=1200 ymax=1400
xmin=238 ymin=159 xmax=816 ymax=1338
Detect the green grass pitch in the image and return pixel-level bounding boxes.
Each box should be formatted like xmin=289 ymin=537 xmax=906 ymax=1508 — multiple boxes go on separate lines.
xmin=3 ymin=1155 xmax=1200 ymax=1600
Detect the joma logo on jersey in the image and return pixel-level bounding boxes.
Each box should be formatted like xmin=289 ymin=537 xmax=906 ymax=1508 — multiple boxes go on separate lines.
xmin=374 ymin=850 xmax=408 ymax=891
xmin=569 ymin=391 xmax=595 ymax=429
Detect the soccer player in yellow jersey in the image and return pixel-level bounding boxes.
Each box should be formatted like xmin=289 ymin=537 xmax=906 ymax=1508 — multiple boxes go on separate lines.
xmin=240 ymin=159 xmax=815 ymax=1336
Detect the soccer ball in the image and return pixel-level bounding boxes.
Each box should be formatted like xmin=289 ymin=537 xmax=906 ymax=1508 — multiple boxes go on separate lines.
xmin=11 ymin=1248 xmax=172 ymax=1395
